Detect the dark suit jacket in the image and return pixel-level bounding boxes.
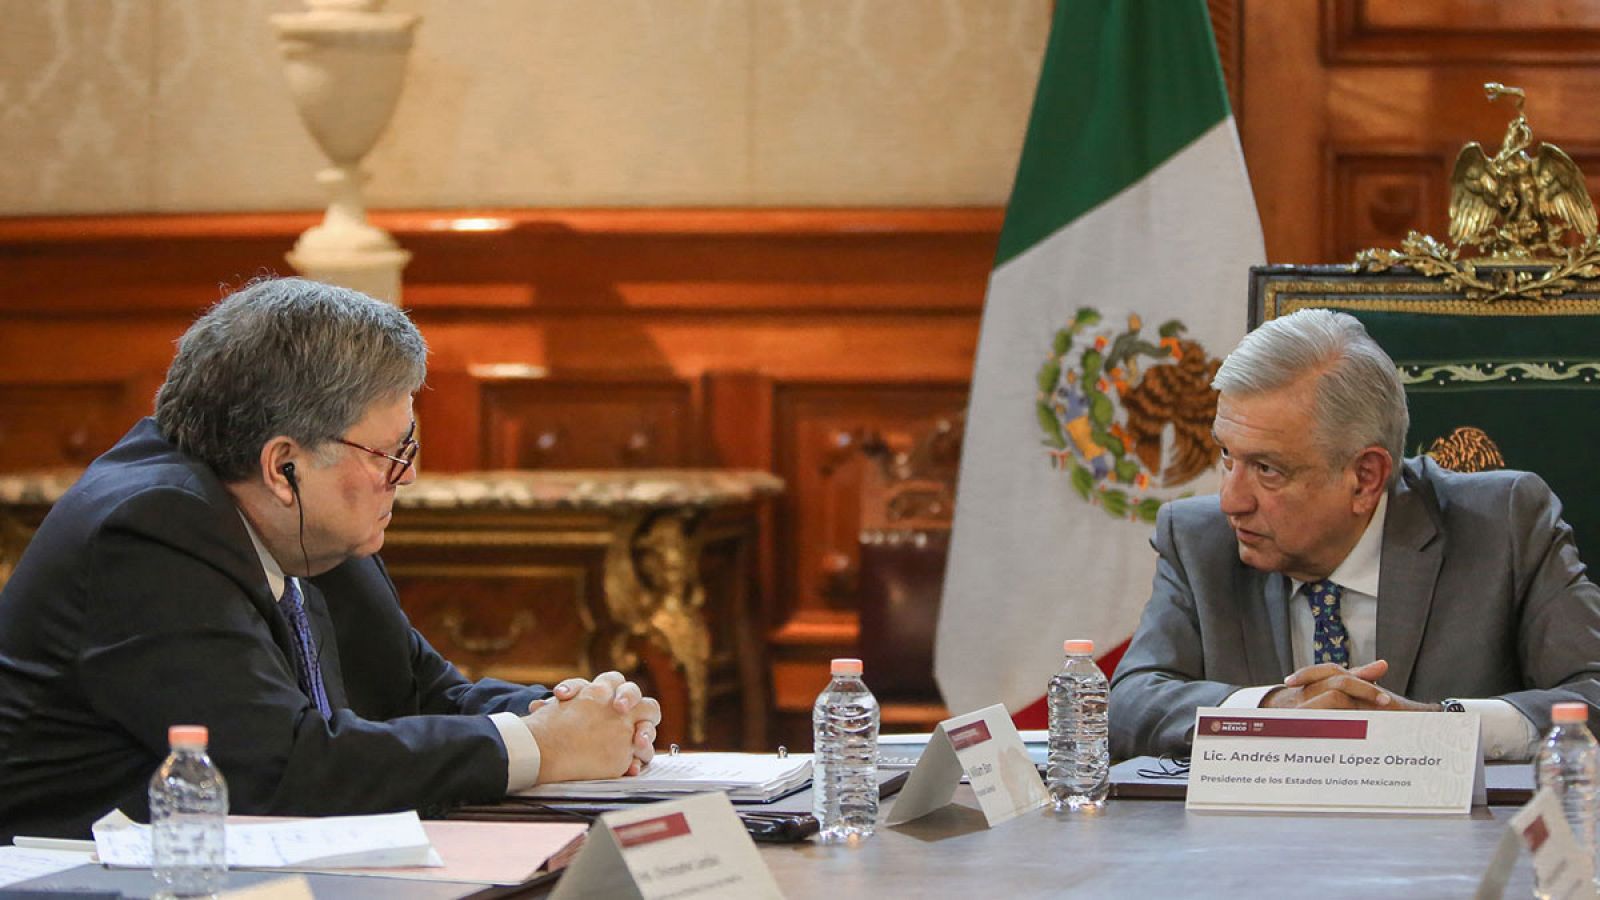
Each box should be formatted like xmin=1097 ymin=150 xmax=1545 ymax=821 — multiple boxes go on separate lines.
xmin=1109 ymin=456 xmax=1600 ymax=759
xmin=0 ymin=419 xmax=549 ymax=839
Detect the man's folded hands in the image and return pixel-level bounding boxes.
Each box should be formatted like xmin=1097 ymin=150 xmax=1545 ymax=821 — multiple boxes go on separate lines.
xmin=1263 ymin=659 xmax=1436 ymax=712
xmin=522 ymin=670 xmax=663 ymax=782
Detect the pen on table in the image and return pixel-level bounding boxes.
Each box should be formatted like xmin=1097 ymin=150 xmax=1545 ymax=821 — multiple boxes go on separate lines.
xmin=12 ymin=836 xmax=96 ymax=853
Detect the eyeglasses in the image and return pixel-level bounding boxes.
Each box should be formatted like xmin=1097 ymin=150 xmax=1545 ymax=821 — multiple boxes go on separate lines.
xmin=337 ymin=434 xmax=419 ymax=485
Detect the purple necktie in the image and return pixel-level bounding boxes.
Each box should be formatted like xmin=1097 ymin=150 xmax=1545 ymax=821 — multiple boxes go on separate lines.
xmin=280 ymin=577 xmax=332 ymax=719
xmin=1303 ymin=579 xmax=1350 ymax=667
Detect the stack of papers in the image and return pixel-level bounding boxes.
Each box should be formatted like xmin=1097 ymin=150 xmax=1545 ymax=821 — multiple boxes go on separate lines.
xmin=517 ymin=752 xmax=813 ymax=803
xmin=0 ymin=846 xmax=94 ymax=888
xmin=91 ymin=810 xmax=437 ymax=869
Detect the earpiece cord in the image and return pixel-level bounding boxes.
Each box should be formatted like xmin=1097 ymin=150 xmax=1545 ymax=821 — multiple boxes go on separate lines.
xmin=288 ymin=476 xmax=322 ymax=672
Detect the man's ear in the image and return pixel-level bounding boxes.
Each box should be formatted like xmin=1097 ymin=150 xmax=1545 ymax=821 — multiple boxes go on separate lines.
xmin=259 ymin=437 xmax=299 ymax=507
xmin=1350 ymin=446 xmax=1392 ymax=514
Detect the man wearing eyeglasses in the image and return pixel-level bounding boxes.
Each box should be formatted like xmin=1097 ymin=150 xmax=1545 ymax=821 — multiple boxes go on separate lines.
xmin=1109 ymin=308 xmax=1600 ymax=763
xmin=0 ymin=277 xmax=661 ymax=839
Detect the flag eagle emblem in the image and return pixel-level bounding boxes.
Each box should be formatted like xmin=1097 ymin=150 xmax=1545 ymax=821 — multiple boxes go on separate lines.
xmin=1037 ymin=307 xmax=1223 ymax=523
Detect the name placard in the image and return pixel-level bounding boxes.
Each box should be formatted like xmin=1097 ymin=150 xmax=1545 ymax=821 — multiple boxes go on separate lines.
xmin=550 ymin=792 xmax=783 ymax=900
xmin=886 ymin=703 xmax=1048 ymax=828
xmin=1507 ymin=787 xmax=1596 ymax=900
xmin=1186 ymin=707 xmax=1482 ymax=814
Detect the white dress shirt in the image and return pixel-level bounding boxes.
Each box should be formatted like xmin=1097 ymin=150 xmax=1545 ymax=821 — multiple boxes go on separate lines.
xmin=238 ymin=512 xmax=542 ymax=788
xmin=1222 ymin=493 xmax=1539 ymax=760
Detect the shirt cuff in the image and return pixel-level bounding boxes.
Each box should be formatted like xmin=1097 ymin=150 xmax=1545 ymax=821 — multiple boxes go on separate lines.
xmin=489 ymin=712 xmax=542 ymax=791
xmin=1460 ymin=699 xmax=1540 ymax=762
xmin=1223 ymin=685 xmax=1277 ymax=708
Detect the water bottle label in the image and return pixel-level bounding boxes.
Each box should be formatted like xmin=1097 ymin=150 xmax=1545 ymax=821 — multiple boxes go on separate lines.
xmin=1186 ymin=706 xmax=1483 ymax=815
xmin=552 ymin=793 xmax=783 ymax=900
xmin=886 ymin=703 xmax=1049 ymax=829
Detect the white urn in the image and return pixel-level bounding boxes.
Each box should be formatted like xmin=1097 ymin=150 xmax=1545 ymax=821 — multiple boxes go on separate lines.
xmin=271 ymin=0 xmax=419 ymax=303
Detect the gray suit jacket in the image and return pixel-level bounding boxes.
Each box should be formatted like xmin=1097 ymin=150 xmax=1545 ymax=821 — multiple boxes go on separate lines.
xmin=1109 ymin=456 xmax=1600 ymax=759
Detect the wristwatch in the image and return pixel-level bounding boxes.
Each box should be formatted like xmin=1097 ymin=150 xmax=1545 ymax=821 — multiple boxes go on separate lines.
xmin=1441 ymin=698 xmax=1467 ymax=713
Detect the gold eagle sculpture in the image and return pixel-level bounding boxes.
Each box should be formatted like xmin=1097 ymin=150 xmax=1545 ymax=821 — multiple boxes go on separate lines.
xmin=1450 ymin=83 xmax=1598 ymax=257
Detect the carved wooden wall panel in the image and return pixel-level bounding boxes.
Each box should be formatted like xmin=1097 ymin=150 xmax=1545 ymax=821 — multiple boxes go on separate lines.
xmin=1324 ymin=0 xmax=1600 ymax=64
xmin=1327 ymin=150 xmax=1448 ymax=264
xmin=1244 ymin=2 xmax=1600 ymax=264
xmin=0 ymin=380 xmax=151 ymax=470
xmin=479 ymin=377 xmax=699 ymax=470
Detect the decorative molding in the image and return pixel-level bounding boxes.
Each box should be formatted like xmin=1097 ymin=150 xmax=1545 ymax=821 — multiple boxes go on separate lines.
xmin=1322 ymin=0 xmax=1600 ymax=66
xmin=1398 ymin=359 xmax=1600 ymax=389
xmin=0 ymin=208 xmax=1001 ymax=316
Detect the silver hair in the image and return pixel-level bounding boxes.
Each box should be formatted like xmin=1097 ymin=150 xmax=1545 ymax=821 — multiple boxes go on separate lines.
xmin=1211 ymin=308 xmax=1408 ymax=484
xmin=154 ymin=277 xmax=428 ymax=483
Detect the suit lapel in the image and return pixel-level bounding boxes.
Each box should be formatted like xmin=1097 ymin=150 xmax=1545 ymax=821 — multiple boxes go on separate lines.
xmin=1241 ymin=564 xmax=1294 ymax=682
xmin=1375 ymin=461 xmax=1445 ymax=695
xmin=298 ymin=579 xmax=348 ymax=711
xmin=216 ymin=512 xmax=301 ymax=665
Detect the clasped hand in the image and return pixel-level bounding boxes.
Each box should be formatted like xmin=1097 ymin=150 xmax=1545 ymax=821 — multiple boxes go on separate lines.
xmin=1263 ymin=659 xmax=1436 ymax=712
xmin=521 ymin=670 xmax=662 ymax=782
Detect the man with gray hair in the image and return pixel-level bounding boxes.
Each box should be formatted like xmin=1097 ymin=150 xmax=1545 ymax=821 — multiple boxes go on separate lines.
xmin=0 ymin=277 xmax=660 ymax=839
xmin=1110 ymin=308 xmax=1600 ymax=760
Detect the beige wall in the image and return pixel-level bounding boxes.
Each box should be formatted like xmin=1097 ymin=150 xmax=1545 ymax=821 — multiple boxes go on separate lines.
xmin=0 ymin=0 xmax=1050 ymax=215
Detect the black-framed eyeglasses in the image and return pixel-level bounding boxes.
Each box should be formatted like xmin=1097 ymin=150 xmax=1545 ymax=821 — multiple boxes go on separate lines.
xmin=337 ymin=435 xmax=419 ymax=485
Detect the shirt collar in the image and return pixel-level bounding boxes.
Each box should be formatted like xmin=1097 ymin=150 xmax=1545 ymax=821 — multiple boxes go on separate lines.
xmin=238 ymin=509 xmax=288 ymax=602
xmin=1292 ymin=491 xmax=1387 ymax=597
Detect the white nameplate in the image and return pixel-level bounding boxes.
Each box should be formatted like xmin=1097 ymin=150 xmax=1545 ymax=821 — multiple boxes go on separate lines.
xmin=550 ymin=793 xmax=783 ymax=900
xmin=1507 ymin=787 xmax=1596 ymax=900
xmin=1186 ymin=707 xmax=1482 ymax=814
xmin=886 ymin=703 xmax=1048 ymax=827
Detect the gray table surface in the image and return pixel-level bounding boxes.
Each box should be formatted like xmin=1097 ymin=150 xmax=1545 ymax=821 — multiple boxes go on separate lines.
xmin=9 ymin=792 xmax=1541 ymax=899
xmin=759 ymin=789 xmax=1537 ymax=899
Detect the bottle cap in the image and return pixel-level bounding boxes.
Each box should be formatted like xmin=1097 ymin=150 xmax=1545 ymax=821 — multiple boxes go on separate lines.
xmin=168 ymin=725 xmax=209 ymax=748
xmin=1553 ymin=702 xmax=1588 ymax=724
xmin=1063 ymin=639 xmax=1095 ymax=654
xmin=830 ymin=658 xmax=863 ymax=676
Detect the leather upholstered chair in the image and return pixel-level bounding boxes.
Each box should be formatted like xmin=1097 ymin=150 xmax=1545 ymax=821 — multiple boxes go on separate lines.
xmin=854 ymin=414 xmax=963 ymax=727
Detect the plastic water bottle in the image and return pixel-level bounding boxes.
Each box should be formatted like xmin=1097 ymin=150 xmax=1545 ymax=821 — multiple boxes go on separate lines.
xmin=1536 ymin=702 xmax=1600 ymax=895
xmin=1047 ymin=639 xmax=1109 ymax=811
xmin=149 ymin=724 xmax=228 ymax=897
xmin=812 ymin=658 xmax=880 ymax=841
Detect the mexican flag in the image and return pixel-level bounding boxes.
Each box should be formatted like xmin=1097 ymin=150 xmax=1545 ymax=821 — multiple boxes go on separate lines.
xmin=935 ymin=0 xmax=1265 ymax=718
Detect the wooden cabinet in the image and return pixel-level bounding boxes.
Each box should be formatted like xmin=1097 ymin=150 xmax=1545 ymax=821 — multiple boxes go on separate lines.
xmin=478 ymin=377 xmax=700 ymax=470
xmin=385 ymin=471 xmax=781 ymax=750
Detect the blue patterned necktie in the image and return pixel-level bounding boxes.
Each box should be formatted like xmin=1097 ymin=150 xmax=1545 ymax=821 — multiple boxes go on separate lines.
xmin=1303 ymin=579 xmax=1350 ymax=667
xmin=280 ymin=577 xmax=332 ymax=719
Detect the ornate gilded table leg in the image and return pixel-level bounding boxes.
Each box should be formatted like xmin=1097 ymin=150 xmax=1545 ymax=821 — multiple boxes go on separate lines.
xmin=604 ymin=511 xmax=713 ymax=743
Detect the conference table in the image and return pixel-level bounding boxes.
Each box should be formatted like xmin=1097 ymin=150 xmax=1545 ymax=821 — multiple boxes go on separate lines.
xmin=8 ymin=785 xmax=1544 ymax=898
xmin=762 ymin=786 xmax=1535 ymax=898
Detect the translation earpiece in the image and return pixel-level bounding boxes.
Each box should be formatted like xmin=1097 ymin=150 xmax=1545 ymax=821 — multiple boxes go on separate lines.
xmin=281 ymin=461 xmax=298 ymax=491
